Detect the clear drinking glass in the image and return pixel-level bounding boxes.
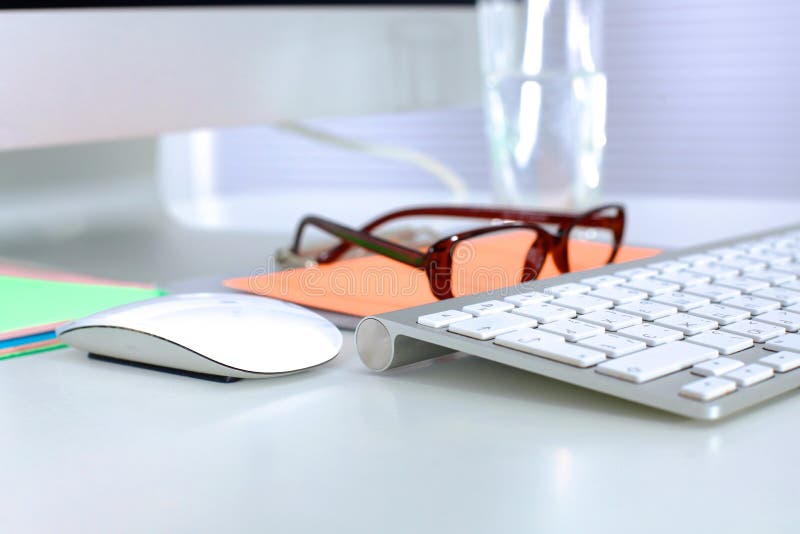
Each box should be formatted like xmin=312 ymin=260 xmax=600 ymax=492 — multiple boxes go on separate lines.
xmin=477 ymin=0 xmax=606 ymax=209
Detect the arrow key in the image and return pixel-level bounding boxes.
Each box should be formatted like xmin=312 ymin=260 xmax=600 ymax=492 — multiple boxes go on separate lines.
xmin=448 ymin=312 xmax=537 ymax=341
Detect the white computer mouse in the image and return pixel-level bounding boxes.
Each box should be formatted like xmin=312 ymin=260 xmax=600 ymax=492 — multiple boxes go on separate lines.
xmin=56 ymin=293 xmax=343 ymax=381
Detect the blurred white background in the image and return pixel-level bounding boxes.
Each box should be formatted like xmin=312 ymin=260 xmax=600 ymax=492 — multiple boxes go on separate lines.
xmin=1 ymin=0 xmax=798 ymax=249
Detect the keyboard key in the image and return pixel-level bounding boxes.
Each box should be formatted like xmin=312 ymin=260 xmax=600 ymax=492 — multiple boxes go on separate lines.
xmin=715 ymin=277 xmax=771 ymax=293
xmin=733 ymin=241 xmax=764 ymax=253
xmin=759 ymin=237 xmax=791 ymax=248
xmin=576 ymin=333 xmax=647 ymax=357
xmin=692 ymin=357 xmax=744 ymax=377
xmin=773 ymin=263 xmax=800 ymax=276
xmin=679 ymin=253 xmax=716 ymax=266
xmin=617 ymin=323 xmax=684 ymax=346
xmin=417 ymin=310 xmax=473 ymax=328
xmin=764 ymin=333 xmax=800 ymax=353
xmin=655 ymin=271 xmax=711 ymax=288
xmin=685 ymin=330 xmax=754 ymax=354
xmin=647 ymin=260 xmax=689 ymax=273
xmin=687 ymin=264 xmax=740 ymax=280
xmin=718 ymin=257 xmax=767 ymax=273
xmin=494 ymin=328 xmax=565 ymax=346
xmin=747 ymin=251 xmax=792 ymax=266
xmin=747 ymin=270 xmax=796 ymax=286
xmin=755 ymin=310 xmax=800 ymax=332
xmin=651 ymin=292 xmax=710 ymax=311
xmin=734 ymin=240 xmax=769 ymax=254
xmin=615 ymin=300 xmax=678 ymax=321
xmin=462 ymin=300 xmax=515 ymax=316
xmin=551 ymin=295 xmax=613 ymax=314
xmin=495 ymin=333 xmax=606 ymax=368
xmin=721 ymin=295 xmax=781 ymax=315
xmin=578 ymin=310 xmax=642 ymax=331
xmin=786 ymin=303 xmax=800 ymax=313
xmin=720 ymin=320 xmax=785 ymax=343
xmin=751 ymin=286 xmax=800 ymax=306
xmin=680 ymin=376 xmax=737 ymax=401
xmin=589 ymin=287 xmax=648 ymax=305
xmin=580 ymin=275 xmax=626 ymax=289
xmin=770 ymin=252 xmax=800 ymax=262
xmin=596 ymin=341 xmax=717 ymax=383
xmin=513 ymin=303 xmax=576 ymax=323
xmin=539 ymin=319 xmax=605 ymax=341
xmin=708 ymin=247 xmax=743 ymax=260
xmin=689 ymin=304 xmax=750 ymax=325
xmin=615 ymin=267 xmax=658 ymax=280
xmin=780 ymin=280 xmax=800 ymax=292
xmin=448 ymin=313 xmax=537 ymax=340
xmin=543 ymin=283 xmax=592 ymax=297
xmin=654 ymin=313 xmax=718 ymax=335
xmin=759 ymin=351 xmax=800 ymax=372
xmin=724 ymin=363 xmax=774 ymax=386
xmin=622 ymin=278 xmax=680 ymax=296
xmin=776 ymin=239 xmax=800 ymax=248
xmin=503 ymin=291 xmax=553 ymax=307
xmin=682 ymin=284 xmax=741 ymax=303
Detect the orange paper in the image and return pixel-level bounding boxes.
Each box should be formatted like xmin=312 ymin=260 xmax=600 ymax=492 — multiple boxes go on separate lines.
xmin=225 ymin=239 xmax=661 ymax=317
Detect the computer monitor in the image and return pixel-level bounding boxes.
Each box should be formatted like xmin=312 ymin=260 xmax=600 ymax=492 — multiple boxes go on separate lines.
xmin=0 ymin=2 xmax=480 ymax=150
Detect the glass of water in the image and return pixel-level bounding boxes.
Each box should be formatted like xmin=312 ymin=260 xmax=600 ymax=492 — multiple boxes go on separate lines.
xmin=478 ymin=0 xmax=606 ymax=209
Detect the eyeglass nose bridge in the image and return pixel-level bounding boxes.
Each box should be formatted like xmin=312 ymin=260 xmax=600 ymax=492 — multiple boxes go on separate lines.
xmin=423 ymin=225 xmax=556 ymax=300
xmin=557 ymin=205 xmax=625 ymax=271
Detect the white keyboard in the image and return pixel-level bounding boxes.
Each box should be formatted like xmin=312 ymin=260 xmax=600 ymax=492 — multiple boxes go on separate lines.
xmin=355 ymin=224 xmax=800 ymax=420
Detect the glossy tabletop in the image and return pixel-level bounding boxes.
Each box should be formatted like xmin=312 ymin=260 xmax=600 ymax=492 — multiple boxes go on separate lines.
xmin=2 ymin=198 xmax=800 ymax=533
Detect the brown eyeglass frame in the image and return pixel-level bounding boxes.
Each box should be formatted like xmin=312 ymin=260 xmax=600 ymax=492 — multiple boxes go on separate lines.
xmin=288 ymin=204 xmax=625 ymax=300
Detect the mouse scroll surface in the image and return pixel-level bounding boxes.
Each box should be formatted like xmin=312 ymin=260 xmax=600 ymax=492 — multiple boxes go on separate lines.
xmin=58 ymin=293 xmax=343 ymax=376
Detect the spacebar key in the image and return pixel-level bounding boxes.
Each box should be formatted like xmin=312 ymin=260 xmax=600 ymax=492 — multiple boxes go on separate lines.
xmin=596 ymin=341 xmax=718 ymax=384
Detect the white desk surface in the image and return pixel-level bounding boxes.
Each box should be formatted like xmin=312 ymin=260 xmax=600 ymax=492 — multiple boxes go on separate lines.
xmin=2 ymin=196 xmax=800 ymax=534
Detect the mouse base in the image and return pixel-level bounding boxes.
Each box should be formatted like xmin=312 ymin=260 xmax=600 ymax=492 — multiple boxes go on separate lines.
xmin=88 ymin=353 xmax=241 ymax=383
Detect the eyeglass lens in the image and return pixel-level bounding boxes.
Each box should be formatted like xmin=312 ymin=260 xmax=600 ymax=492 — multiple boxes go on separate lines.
xmin=566 ymin=207 xmax=619 ymax=271
xmin=447 ymin=227 xmax=543 ymax=297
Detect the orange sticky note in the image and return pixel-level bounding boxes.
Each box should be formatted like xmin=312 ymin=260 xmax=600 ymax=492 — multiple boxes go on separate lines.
xmin=225 ymin=240 xmax=660 ymax=317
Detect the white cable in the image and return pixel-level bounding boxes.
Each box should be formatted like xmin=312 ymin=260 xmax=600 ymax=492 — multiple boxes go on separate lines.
xmin=275 ymin=120 xmax=469 ymax=202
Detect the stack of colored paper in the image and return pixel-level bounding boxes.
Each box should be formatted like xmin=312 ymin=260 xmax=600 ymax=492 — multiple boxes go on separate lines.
xmin=0 ymin=263 xmax=164 ymax=360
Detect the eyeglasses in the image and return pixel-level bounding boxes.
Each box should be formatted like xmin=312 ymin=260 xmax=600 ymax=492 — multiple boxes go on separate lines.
xmin=278 ymin=204 xmax=625 ymax=300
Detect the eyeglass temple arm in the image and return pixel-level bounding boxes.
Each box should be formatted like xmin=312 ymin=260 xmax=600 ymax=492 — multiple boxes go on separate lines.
xmin=290 ymin=216 xmax=426 ymax=268
xmin=318 ymin=204 xmax=625 ymax=263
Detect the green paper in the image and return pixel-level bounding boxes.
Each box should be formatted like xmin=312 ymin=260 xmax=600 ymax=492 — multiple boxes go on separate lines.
xmin=0 ymin=275 xmax=165 ymax=334
xmin=0 ymin=342 xmax=65 ymax=361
